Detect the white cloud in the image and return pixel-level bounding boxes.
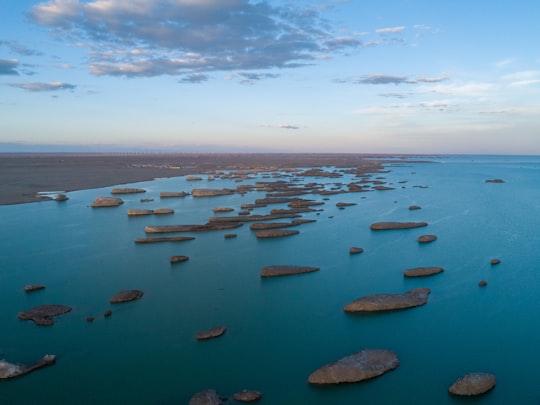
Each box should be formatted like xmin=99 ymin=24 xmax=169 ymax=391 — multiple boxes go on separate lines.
xmin=6 ymin=81 xmax=76 ymax=92
xmin=376 ymin=26 xmax=405 ymax=34
xmin=30 ymin=0 xmax=363 ymax=78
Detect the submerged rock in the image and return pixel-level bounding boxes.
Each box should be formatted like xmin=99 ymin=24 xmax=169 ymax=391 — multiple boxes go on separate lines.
xmin=349 ymin=247 xmax=364 ymax=255
xmin=134 ymin=236 xmax=195 ymax=243
xmin=18 ymin=304 xmax=72 ymax=326
xmin=403 ymin=267 xmax=444 ymax=277
xmin=490 ymin=258 xmax=501 ymax=265
xmin=0 ymin=354 xmax=56 ymax=380
xmin=408 ymin=205 xmax=421 ymax=210
xmin=110 ymin=289 xmax=144 ymax=304
xmin=189 ymin=389 xmax=222 ymax=405
xmin=91 ymin=196 xmax=124 ymax=207
xmin=24 ymin=284 xmax=46 ymax=292
xmin=261 ymin=265 xmax=319 ymax=278
xmin=448 ymin=372 xmax=496 ymax=396
xmin=308 ymin=349 xmax=399 ymax=385
xmin=336 ymin=202 xmax=357 ymax=207
xmin=196 ymin=326 xmax=227 ymax=340
xmin=485 ymin=179 xmax=505 ymax=183
xmin=370 ymin=222 xmax=428 ymax=230
xmin=344 ymin=288 xmax=430 ymax=313
xmin=232 ymin=389 xmax=263 ymax=402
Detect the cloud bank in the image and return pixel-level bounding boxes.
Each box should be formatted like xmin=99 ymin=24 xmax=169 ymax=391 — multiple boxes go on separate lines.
xmin=7 ymin=81 xmax=76 ymax=92
xmin=30 ymin=0 xmax=363 ymax=78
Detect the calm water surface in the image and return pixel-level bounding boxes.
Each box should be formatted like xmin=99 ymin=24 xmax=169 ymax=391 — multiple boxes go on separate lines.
xmin=1 ymin=155 xmax=540 ymax=404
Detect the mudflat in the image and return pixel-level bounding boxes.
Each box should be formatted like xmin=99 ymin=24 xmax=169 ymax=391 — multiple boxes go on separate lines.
xmin=0 ymin=152 xmax=400 ymax=205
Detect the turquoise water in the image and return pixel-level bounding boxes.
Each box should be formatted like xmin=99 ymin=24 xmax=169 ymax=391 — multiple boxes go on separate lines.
xmin=1 ymin=155 xmax=540 ymax=404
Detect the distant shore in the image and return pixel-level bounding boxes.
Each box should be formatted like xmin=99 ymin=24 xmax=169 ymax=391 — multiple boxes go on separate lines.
xmin=0 ymin=152 xmax=419 ymax=206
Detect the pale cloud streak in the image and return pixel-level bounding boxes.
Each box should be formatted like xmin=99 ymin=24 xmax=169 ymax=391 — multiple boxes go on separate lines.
xmin=29 ymin=0 xmax=363 ymax=78
xmin=0 ymin=59 xmax=20 ymax=75
xmin=6 ymin=81 xmax=76 ymax=92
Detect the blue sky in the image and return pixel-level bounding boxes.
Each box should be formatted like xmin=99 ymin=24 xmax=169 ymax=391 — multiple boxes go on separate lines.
xmin=1 ymin=0 xmax=539 ymax=154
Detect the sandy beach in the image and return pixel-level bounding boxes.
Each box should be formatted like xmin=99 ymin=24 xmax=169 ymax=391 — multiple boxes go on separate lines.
xmin=0 ymin=153 xmax=399 ymax=205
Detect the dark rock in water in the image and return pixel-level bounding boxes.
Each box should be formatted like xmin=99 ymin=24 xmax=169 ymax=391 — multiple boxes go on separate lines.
xmin=478 ymin=280 xmax=488 ymax=287
xmin=18 ymin=304 xmax=72 ymax=326
xmin=349 ymin=247 xmax=364 ymax=254
xmin=24 ymin=284 xmax=46 ymax=292
xmin=104 ymin=310 xmax=112 ymax=317
xmin=448 ymin=372 xmax=496 ymax=396
xmin=256 ymin=230 xmax=299 ymax=238
xmin=403 ymin=267 xmax=444 ymax=277
xmin=0 ymin=354 xmax=56 ymax=380
xmin=153 ymin=208 xmax=174 ymax=215
xmin=261 ymin=265 xmax=319 ymax=278
xmin=134 ymin=236 xmax=195 ymax=243
xmin=209 ymin=213 xmax=301 ymax=223
xmin=336 ymin=202 xmax=357 ymax=207
xmin=186 ymin=176 xmax=203 ymax=181
xmin=418 ymin=234 xmax=437 ymax=243
xmin=170 ymin=255 xmax=189 ymax=263
xmin=213 ymin=207 xmax=234 ymax=213
xmin=55 ymin=193 xmax=69 ymax=201
xmin=308 ymin=349 xmax=399 ymax=385
xmin=192 ymin=188 xmax=235 ymax=197
xmin=344 ymin=288 xmax=430 ymax=313
xmin=86 ymin=316 xmax=95 ymax=322
xmin=249 ymin=219 xmax=315 ymax=230
xmin=160 ymin=191 xmax=189 ymax=198
xmin=485 ymin=179 xmax=505 ymax=183
xmin=145 ymin=223 xmax=242 ymax=233
xmin=140 ymin=198 xmax=154 ymax=203
xmin=370 ymin=221 xmax=428 ymax=230
xmin=127 ymin=209 xmax=154 ymax=216
xmin=189 ymin=389 xmax=222 ymax=405
xmin=490 ymin=258 xmax=501 ymax=265
xmin=196 ymin=326 xmax=227 ymax=340
xmin=233 ymin=389 xmax=263 ymax=402
xmin=110 ymin=290 xmax=144 ymax=304
xmin=374 ymin=185 xmax=395 ymax=190
xmin=408 ymin=205 xmax=421 ymax=210
xmin=91 ymin=196 xmax=124 ymax=207
xmin=111 ymin=188 xmax=146 ymax=194
xmin=224 ymin=233 xmax=237 ymax=239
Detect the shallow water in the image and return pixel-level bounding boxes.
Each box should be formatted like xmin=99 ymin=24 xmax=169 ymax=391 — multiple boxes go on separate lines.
xmin=1 ymin=155 xmax=540 ymax=404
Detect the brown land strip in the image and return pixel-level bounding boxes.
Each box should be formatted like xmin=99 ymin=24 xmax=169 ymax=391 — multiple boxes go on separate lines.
xmin=0 ymin=153 xmax=423 ymax=205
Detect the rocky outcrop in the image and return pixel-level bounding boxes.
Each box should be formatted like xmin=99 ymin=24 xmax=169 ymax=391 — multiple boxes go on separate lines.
xmin=308 ymin=349 xmax=399 ymax=385
xmin=224 ymin=233 xmax=237 ymax=239
xmin=418 ymin=234 xmax=437 ymax=243
xmin=485 ymin=179 xmax=505 ymax=183
xmin=344 ymin=288 xmax=430 ymax=313
xmin=403 ymin=267 xmax=444 ymax=277
xmin=349 ymin=247 xmax=364 ymax=254
xmin=213 ymin=207 xmax=235 ymax=213
xmin=0 ymin=354 xmax=56 ymax=380
xmin=110 ymin=289 xmax=144 ymax=303
xmin=127 ymin=209 xmax=154 ymax=216
xmin=189 ymin=389 xmax=222 ymax=405
xmin=54 ymin=193 xmax=69 ymax=201
xmin=336 ymin=202 xmax=357 ymax=207
xmin=288 ymin=199 xmax=324 ymax=208
xmin=448 ymin=372 xmax=496 ymax=396
xmin=186 ymin=176 xmax=203 ymax=181
xmin=209 ymin=213 xmax=301 ymax=223
xmin=134 ymin=236 xmax=195 ymax=243
xmin=196 ymin=326 xmax=227 ymax=340
xmin=232 ymin=390 xmax=263 ymax=402
xmin=192 ymin=188 xmax=235 ymax=197
xmin=408 ymin=205 xmax=421 ymax=210
xmin=170 ymin=255 xmax=189 ymax=263
xmin=160 ymin=191 xmax=189 ymax=198
xmin=111 ymin=188 xmax=146 ymax=194
xmin=490 ymin=258 xmax=501 ymax=265
xmin=261 ymin=265 xmax=319 ymax=277
xmin=256 ymin=230 xmax=299 ymax=238
xmin=18 ymin=304 xmax=72 ymax=326
xmin=479 ymin=280 xmax=488 ymax=287
xmin=24 ymin=284 xmax=46 ymax=292
xmin=91 ymin=197 xmax=124 ymax=207
xmin=249 ymin=219 xmax=315 ymax=230
xmin=370 ymin=222 xmax=428 ymax=230
xmin=153 ymin=208 xmax=174 ymax=215
xmin=145 ymin=223 xmax=242 ymax=233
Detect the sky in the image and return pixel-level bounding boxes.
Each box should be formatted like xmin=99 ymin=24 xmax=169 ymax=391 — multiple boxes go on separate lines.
xmin=1 ymin=0 xmax=539 ymax=154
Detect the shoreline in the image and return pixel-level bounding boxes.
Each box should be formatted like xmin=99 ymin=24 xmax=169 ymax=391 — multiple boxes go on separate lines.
xmin=0 ymin=152 xmax=427 ymax=206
